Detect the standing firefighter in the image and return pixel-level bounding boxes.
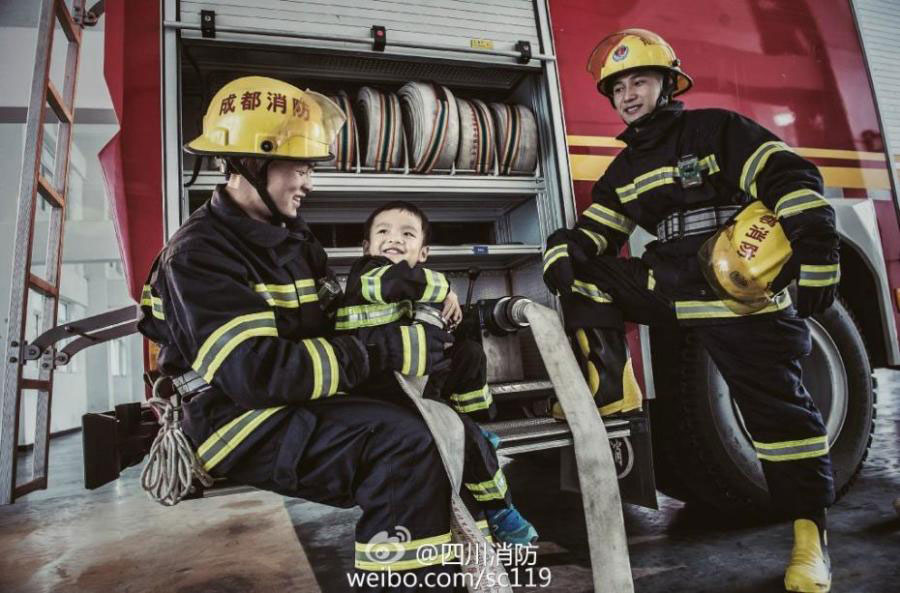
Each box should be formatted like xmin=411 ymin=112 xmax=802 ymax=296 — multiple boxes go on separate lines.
xmin=543 ymin=29 xmax=838 ymax=592
xmin=138 ymin=76 xmax=458 ymax=592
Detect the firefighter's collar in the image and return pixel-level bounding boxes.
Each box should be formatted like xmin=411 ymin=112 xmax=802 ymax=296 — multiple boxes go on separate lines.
xmin=210 ymin=185 xmax=313 ymax=247
xmin=617 ymin=101 xmax=684 ymax=149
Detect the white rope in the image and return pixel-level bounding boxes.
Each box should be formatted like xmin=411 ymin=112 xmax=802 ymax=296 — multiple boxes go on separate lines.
xmin=140 ymin=377 xmax=214 ymax=506
xmin=398 ymin=82 xmax=460 ymax=173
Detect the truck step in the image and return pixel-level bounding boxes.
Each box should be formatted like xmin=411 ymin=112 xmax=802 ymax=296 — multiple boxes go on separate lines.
xmin=481 ymin=416 xmax=631 ymax=456
xmin=489 ymin=380 xmax=554 ymax=402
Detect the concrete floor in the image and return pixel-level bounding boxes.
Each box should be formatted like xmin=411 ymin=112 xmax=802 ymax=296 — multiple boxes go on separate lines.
xmin=1 ymin=369 xmax=898 ymax=592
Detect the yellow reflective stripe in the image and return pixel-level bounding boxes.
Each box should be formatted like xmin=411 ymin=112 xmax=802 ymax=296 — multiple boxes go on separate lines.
xmin=361 ymin=266 xmax=391 ymax=303
xmin=400 ymin=325 xmax=412 ymax=374
xmin=774 ymin=189 xmax=829 ymax=218
xmin=798 ymin=264 xmax=840 ymax=287
xmin=421 ymin=268 xmax=449 ymax=303
xmin=647 ymin=269 xmax=656 ymax=291
xmin=465 ymin=468 xmax=508 ymax=501
xmin=615 ymin=166 xmax=677 ymax=203
xmin=753 ymin=435 xmax=829 ymax=462
xmin=253 ymin=279 xmax=319 ymax=308
xmin=675 ymin=291 xmax=792 ymax=320
xmin=450 ymin=384 xmax=492 ymax=413
xmin=740 ymin=141 xmax=792 ymax=198
xmin=572 ymin=279 xmax=613 ymax=304
xmin=354 ymin=531 xmax=454 ymax=571
xmin=416 ymin=324 xmax=426 ymax=376
xmin=197 ymin=406 xmax=286 ymax=471
xmin=578 ymin=227 xmax=608 ymax=254
xmin=583 ymin=203 xmax=636 ymax=235
xmin=399 ymin=324 xmax=427 ymax=376
xmin=542 ymin=244 xmax=569 ymax=273
xmin=335 ymin=302 xmax=411 ymax=330
xmin=301 ymin=338 xmax=339 ymax=398
xmin=699 ymin=154 xmax=720 ymax=174
xmin=140 ymin=284 xmax=165 ymax=320
xmin=193 ymin=312 xmax=278 ymax=383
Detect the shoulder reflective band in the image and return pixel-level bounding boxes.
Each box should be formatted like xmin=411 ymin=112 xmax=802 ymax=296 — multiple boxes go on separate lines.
xmin=543 ymin=244 xmax=569 ymax=273
xmin=192 ymin=311 xmax=278 ymax=383
xmin=420 ymin=268 xmax=450 ymax=303
xmin=774 ymin=189 xmax=829 ymax=219
xmin=572 ymin=279 xmax=614 ymax=304
xmin=675 ymin=290 xmax=792 ymax=320
xmin=583 ymin=203 xmax=636 ymax=235
xmin=798 ymin=264 xmax=840 ymax=287
xmin=464 ymin=468 xmax=509 ymax=502
xmin=400 ymin=324 xmax=428 ymax=376
xmin=360 ymin=265 xmax=391 ymax=303
xmin=197 ymin=406 xmax=286 ymax=472
xmin=140 ymin=284 xmax=165 ymax=320
xmin=302 ymin=337 xmax=340 ymax=398
xmin=355 ymin=530 xmax=454 ymax=571
xmin=335 ymin=302 xmax=411 ymax=330
xmin=740 ymin=141 xmax=792 ymax=199
xmin=578 ymin=227 xmax=608 ymax=255
xmin=753 ymin=435 xmax=829 ymax=462
xmin=449 ymin=384 xmax=493 ymax=414
xmin=253 ymin=279 xmax=318 ymax=308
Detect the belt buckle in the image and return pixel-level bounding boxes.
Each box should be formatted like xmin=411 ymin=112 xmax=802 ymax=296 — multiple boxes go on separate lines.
xmin=675 ymin=210 xmax=686 ymax=240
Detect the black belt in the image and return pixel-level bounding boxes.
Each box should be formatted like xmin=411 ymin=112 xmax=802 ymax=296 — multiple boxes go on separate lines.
xmin=656 ymin=205 xmax=741 ymax=242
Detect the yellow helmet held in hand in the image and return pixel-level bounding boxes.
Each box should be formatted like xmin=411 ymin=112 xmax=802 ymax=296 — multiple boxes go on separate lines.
xmin=698 ymin=201 xmax=792 ymax=314
xmin=586 ymin=28 xmax=692 ymax=99
xmin=185 ymin=76 xmax=346 ymax=161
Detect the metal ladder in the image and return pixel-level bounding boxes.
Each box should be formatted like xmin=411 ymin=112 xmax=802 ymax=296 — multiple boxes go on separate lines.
xmin=0 ymin=0 xmax=86 ymax=505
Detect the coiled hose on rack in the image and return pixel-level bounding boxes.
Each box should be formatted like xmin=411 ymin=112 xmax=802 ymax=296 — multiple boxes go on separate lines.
xmin=490 ymin=103 xmax=538 ymax=175
xmin=357 ymin=87 xmax=404 ymax=172
xmin=325 ymin=90 xmax=357 ymax=171
xmin=398 ymin=82 xmax=460 ymax=173
xmin=456 ymin=97 xmax=496 ymax=174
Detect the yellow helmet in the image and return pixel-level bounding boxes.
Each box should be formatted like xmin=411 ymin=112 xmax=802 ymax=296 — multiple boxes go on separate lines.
xmin=586 ymin=28 xmax=692 ymax=99
xmin=698 ymin=201 xmax=792 ymax=314
xmin=185 ymin=76 xmax=346 ymax=161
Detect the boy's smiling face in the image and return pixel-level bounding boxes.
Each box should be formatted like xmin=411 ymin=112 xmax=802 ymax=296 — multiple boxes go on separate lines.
xmin=364 ymin=208 xmax=429 ymax=267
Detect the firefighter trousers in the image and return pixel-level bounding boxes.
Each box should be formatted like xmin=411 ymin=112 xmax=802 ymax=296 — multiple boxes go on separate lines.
xmin=226 ymin=396 xmax=468 ymax=592
xmin=563 ymin=254 xmax=836 ymax=517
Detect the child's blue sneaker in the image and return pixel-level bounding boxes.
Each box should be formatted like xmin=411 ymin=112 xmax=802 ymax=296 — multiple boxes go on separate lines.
xmin=480 ymin=428 xmax=501 ymax=450
xmin=485 ymin=506 xmax=538 ymax=545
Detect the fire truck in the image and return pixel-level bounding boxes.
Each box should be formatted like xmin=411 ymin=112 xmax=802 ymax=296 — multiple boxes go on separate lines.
xmin=2 ymin=0 xmax=898 ymax=519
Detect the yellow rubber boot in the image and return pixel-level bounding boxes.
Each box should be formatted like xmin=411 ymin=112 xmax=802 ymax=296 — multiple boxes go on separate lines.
xmin=784 ymin=519 xmax=831 ymax=593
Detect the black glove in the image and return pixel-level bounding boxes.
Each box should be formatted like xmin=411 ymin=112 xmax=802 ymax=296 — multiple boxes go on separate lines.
xmin=365 ymin=323 xmax=454 ymax=376
xmin=330 ymin=335 xmax=370 ymax=390
xmin=771 ymin=254 xmax=840 ymax=319
xmin=543 ymin=228 xmax=595 ymax=295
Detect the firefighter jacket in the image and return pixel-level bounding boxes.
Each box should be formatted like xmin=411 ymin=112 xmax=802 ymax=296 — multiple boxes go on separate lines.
xmin=138 ymin=186 xmax=369 ymax=475
xmin=336 ymin=255 xmax=451 ymax=333
xmin=573 ymin=101 xmax=838 ymax=324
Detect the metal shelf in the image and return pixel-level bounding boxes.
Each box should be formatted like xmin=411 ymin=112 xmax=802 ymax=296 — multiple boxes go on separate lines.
xmin=482 ymin=417 xmax=632 ymax=456
xmin=184 ymin=171 xmax=544 ymax=195
xmin=326 ymin=245 xmax=541 ymax=271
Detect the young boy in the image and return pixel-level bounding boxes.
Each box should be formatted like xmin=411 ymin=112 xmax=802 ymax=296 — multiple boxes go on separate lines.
xmin=337 ymin=200 xmax=538 ymax=544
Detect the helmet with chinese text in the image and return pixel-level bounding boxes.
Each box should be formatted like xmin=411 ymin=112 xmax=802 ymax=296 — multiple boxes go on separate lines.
xmin=698 ymin=201 xmax=792 ymax=315
xmin=185 ymin=76 xmax=346 ymax=161
xmin=586 ymin=28 xmax=692 ymax=100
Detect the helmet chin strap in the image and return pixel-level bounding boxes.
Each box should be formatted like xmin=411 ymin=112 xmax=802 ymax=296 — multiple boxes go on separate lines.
xmin=227 ymin=157 xmax=291 ymax=226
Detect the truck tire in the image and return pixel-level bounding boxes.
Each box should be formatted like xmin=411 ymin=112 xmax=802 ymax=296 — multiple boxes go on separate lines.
xmin=650 ymin=298 xmax=875 ymax=513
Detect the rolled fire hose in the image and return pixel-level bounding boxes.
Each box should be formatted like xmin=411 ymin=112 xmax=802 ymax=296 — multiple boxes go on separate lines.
xmin=395 ymin=373 xmax=512 ymax=593
xmin=357 ymin=87 xmax=405 ymax=172
xmin=489 ymin=103 xmax=538 ymax=175
xmin=398 ymin=82 xmax=460 ymax=174
xmin=456 ymin=98 xmax=496 ymax=174
xmin=516 ymin=300 xmax=634 ymax=593
xmin=324 ymin=91 xmax=357 ymax=171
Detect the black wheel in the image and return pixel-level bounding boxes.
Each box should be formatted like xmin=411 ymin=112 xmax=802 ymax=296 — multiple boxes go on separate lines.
xmin=650 ymin=298 xmax=875 ymax=512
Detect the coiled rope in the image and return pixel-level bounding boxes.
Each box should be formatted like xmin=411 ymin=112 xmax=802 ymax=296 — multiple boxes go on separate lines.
xmin=140 ymin=377 xmax=214 ymax=506
xmin=398 ymin=82 xmax=459 ymax=173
